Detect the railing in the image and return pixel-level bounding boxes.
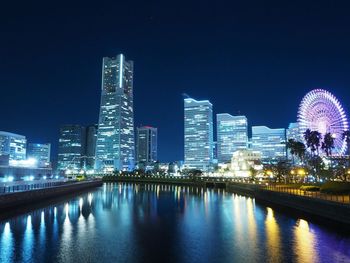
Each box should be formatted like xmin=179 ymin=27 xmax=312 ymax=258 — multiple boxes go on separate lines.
xmin=263 ymin=184 xmax=350 ymax=205
xmin=0 ymin=180 xmax=69 ymax=194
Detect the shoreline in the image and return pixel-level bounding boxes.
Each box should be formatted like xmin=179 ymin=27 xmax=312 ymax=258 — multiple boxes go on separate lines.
xmin=104 ymin=176 xmax=350 ymax=228
xmin=0 ymin=180 xmax=103 ymax=212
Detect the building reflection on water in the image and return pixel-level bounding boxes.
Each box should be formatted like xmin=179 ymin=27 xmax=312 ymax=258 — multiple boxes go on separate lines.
xmin=294 ymin=219 xmax=319 ymax=263
xmin=0 ymin=183 xmax=349 ymax=263
xmin=265 ymin=207 xmax=282 ymax=262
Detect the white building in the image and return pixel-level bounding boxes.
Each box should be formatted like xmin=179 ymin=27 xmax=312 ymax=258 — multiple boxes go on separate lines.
xmin=0 ymin=131 xmax=27 ymax=161
xmin=184 ymin=98 xmax=213 ymax=171
xmin=217 ymin=114 xmax=248 ymax=163
xmin=251 ymin=126 xmax=286 ymax=161
xmin=230 ymin=149 xmax=262 ymax=177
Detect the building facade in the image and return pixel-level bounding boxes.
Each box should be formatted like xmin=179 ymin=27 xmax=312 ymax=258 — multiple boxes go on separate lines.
xmin=230 ymin=149 xmax=262 ymax=177
xmin=286 ymin=122 xmax=302 ymax=161
xmin=251 ymin=126 xmax=286 ymax=161
xmin=95 ymin=54 xmax=135 ymax=172
xmin=287 ymin=122 xmax=301 ymax=142
xmin=27 ymin=143 xmax=51 ymax=167
xmin=136 ymin=126 xmax=157 ymax=165
xmin=57 ymin=125 xmax=86 ymax=172
xmin=184 ymin=98 xmax=213 ymax=171
xmin=0 ymin=131 xmax=27 ymax=161
xmin=216 ymin=114 xmax=248 ymax=163
xmin=84 ymin=124 xmax=98 ymax=169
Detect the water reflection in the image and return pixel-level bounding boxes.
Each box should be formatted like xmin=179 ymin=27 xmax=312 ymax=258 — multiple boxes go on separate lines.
xmin=265 ymin=207 xmax=282 ymax=262
xmin=0 ymin=183 xmax=349 ymax=263
xmin=23 ymin=215 xmax=33 ymax=262
xmin=294 ymin=219 xmax=319 ymax=263
xmin=0 ymin=222 xmax=13 ymax=262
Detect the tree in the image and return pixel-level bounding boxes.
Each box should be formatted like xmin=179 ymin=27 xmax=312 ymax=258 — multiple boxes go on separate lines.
xmin=322 ymin=132 xmax=335 ymax=157
xmin=286 ymin=139 xmax=297 ymax=165
xmin=304 ymin=129 xmax=322 ymax=181
xmin=275 ymin=160 xmax=290 ymax=183
xmin=265 ymin=161 xmax=289 ymax=183
xmin=310 ymin=131 xmax=322 ymax=156
xmin=249 ymin=167 xmax=258 ymax=182
xmin=294 ymin=141 xmax=306 ymax=163
xmin=304 ymin=129 xmax=312 ymax=150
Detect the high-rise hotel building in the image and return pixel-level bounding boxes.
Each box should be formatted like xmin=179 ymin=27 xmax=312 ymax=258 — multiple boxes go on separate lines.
xmin=251 ymin=126 xmax=286 ymax=161
xmin=95 ymin=54 xmax=135 ymax=171
xmin=184 ymin=98 xmax=213 ymax=171
xmin=216 ymin=114 xmax=248 ymax=163
xmin=58 ymin=125 xmax=86 ymax=171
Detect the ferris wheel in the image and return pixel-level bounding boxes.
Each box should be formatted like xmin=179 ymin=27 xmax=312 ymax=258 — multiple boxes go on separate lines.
xmin=297 ymin=89 xmax=349 ymax=155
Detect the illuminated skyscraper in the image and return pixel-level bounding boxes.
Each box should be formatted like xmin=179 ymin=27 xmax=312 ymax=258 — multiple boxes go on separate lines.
xmin=184 ymin=98 xmax=213 ymax=171
xmin=216 ymin=114 xmax=248 ymax=163
xmin=84 ymin=124 xmax=98 ymax=169
xmin=95 ymin=54 xmax=135 ymax=171
xmin=251 ymin=126 xmax=286 ymax=161
xmin=136 ymin=126 xmax=157 ymax=165
xmin=57 ymin=125 xmax=85 ymax=171
xmin=0 ymin=131 xmax=26 ymax=161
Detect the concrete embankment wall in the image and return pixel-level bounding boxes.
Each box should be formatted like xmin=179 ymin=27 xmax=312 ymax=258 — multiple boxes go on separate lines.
xmin=0 ymin=180 xmax=103 ymax=210
xmin=227 ymin=183 xmax=350 ymax=225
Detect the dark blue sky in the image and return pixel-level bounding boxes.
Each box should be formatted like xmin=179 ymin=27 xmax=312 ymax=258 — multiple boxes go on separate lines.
xmin=1 ymin=0 xmax=350 ymax=162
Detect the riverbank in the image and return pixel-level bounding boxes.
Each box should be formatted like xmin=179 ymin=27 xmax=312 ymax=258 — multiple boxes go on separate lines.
xmin=0 ymin=180 xmax=103 ymax=210
xmin=104 ymin=175 xmax=350 ymax=226
xmin=227 ymin=183 xmax=350 ymax=226
xmin=103 ymin=175 xmax=203 ymax=186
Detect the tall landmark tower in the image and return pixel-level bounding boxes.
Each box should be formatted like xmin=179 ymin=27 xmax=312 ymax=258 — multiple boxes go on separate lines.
xmin=95 ymin=54 xmax=135 ymax=171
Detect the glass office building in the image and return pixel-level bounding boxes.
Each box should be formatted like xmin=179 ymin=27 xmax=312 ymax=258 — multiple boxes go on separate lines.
xmin=287 ymin=122 xmax=301 ymax=142
xmin=27 ymin=143 xmax=51 ymax=167
xmin=95 ymin=54 xmax=135 ymax=172
xmin=286 ymin=122 xmax=302 ymax=161
xmin=216 ymin=114 xmax=248 ymax=163
xmin=136 ymin=126 xmax=157 ymax=165
xmin=184 ymin=98 xmax=213 ymax=171
xmin=0 ymin=131 xmax=26 ymax=161
xmin=251 ymin=126 xmax=286 ymax=161
xmin=58 ymin=125 xmax=86 ymax=172
xmin=85 ymin=124 xmax=98 ymax=169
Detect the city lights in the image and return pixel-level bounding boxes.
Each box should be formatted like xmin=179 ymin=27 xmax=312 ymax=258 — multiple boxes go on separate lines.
xmin=9 ymin=158 xmax=38 ymax=168
xmin=298 ymin=89 xmax=349 ymax=155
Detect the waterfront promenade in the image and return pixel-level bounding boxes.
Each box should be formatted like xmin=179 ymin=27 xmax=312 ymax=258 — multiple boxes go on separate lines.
xmin=0 ymin=179 xmax=102 ymax=211
xmin=103 ymin=174 xmax=350 ymax=204
xmin=103 ymin=175 xmax=350 ymax=225
xmin=0 ymin=179 xmax=70 ymax=194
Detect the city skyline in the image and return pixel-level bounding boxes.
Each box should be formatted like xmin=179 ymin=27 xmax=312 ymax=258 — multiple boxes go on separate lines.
xmin=2 ymin=1 xmax=350 ymax=162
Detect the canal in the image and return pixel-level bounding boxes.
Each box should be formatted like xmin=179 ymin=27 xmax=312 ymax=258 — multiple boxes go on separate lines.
xmin=0 ymin=183 xmax=350 ymax=263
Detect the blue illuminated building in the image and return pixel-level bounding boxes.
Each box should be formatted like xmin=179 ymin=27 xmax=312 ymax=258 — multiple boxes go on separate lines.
xmin=251 ymin=126 xmax=286 ymax=161
xmin=0 ymin=131 xmax=27 ymax=161
xmin=216 ymin=114 xmax=248 ymax=163
xmin=184 ymin=98 xmax=213 ymax=171
xmin=95 ymin=54 xmax=135 ymax=172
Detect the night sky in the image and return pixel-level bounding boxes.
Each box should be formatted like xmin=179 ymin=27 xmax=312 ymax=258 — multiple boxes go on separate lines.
xmin=1 ymin=1 xmax=350 ymax=162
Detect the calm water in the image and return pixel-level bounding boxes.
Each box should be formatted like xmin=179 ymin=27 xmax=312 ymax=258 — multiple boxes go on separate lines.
xmin=1 ymin=183 xmax=350 ymax=263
